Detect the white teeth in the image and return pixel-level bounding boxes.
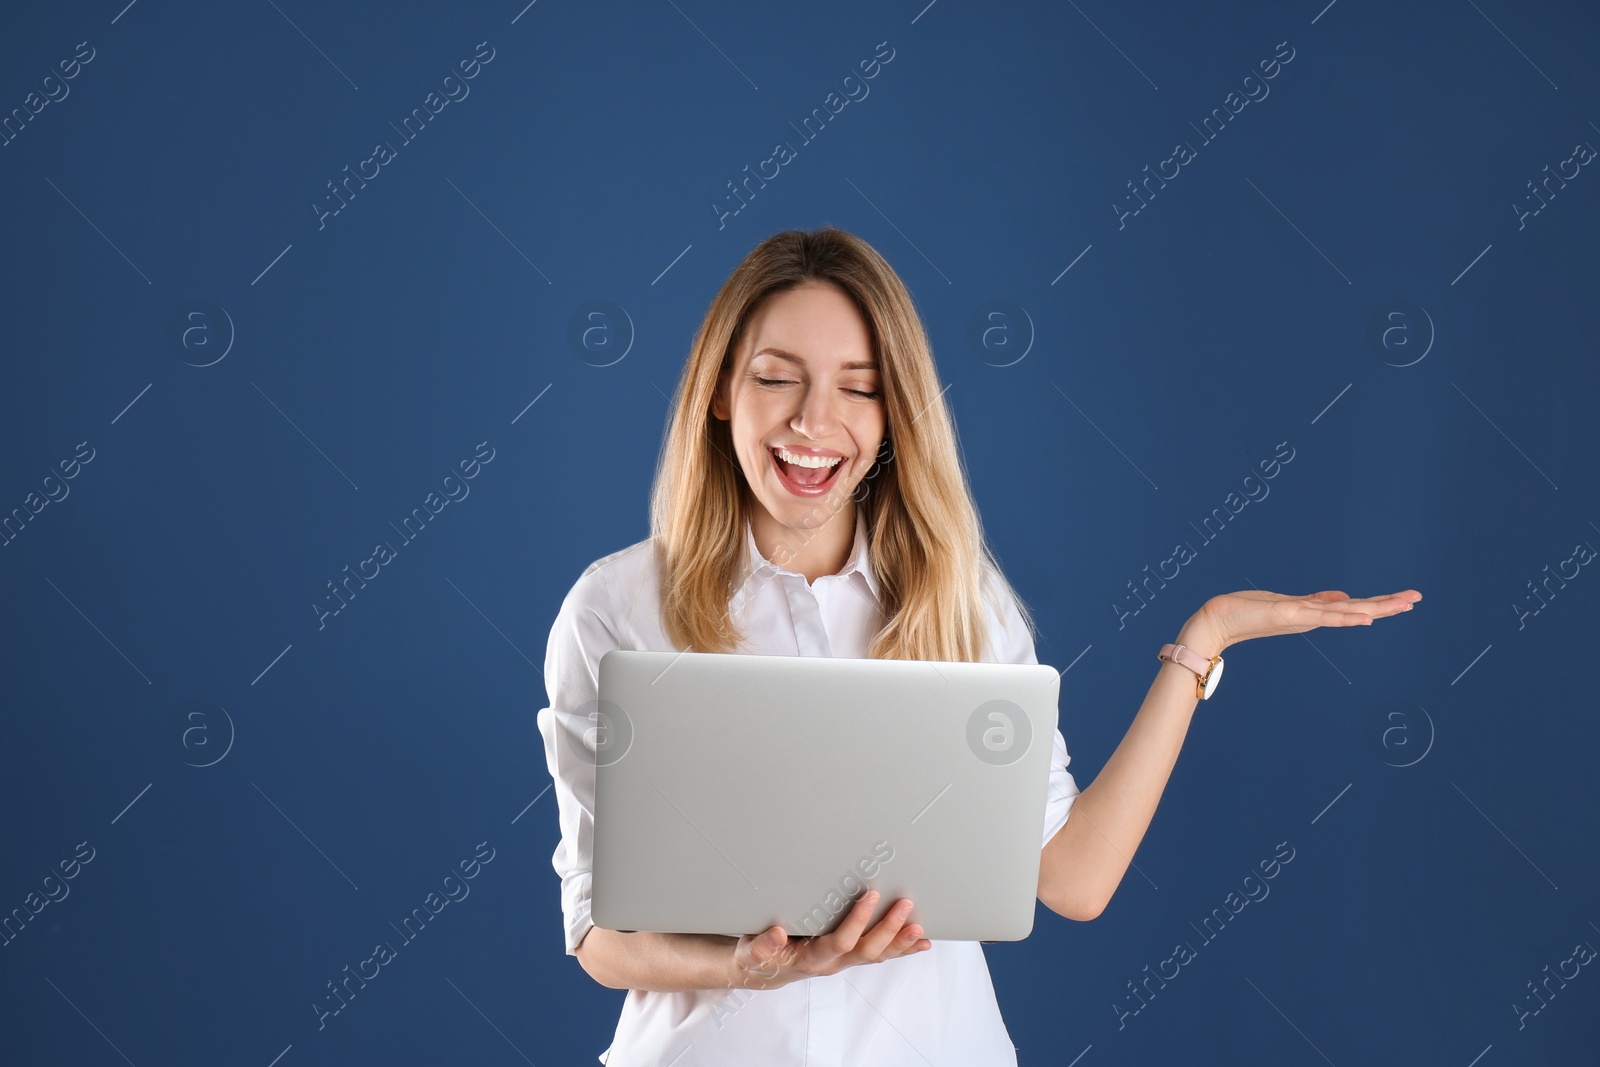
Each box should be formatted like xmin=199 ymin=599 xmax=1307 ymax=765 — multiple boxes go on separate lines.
xmin=774 ymin=447 xmax=843 ymax=469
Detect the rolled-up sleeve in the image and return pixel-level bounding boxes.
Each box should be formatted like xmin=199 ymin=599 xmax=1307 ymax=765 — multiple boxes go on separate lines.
xmin=534 ymin=563 xmax=622 ymax=956
xmin=983 ymin=568 xmax=1081 ymax=850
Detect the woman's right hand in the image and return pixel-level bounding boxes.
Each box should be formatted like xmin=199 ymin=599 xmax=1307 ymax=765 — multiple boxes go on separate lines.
xmin=730 ymin=891 xmax=931 ymax=991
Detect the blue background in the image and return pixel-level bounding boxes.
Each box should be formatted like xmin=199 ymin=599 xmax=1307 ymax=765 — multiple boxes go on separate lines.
xmin=3 ymin=1 xmax=1597 ymax=1063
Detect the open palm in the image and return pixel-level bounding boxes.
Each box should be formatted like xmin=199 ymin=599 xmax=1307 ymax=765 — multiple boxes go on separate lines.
xmin=1200 ymin=587 xmax=1422 ymax=649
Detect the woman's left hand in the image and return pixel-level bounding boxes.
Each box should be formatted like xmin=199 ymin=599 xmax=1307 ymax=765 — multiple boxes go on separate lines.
xmin=1192 ymin=587 xmax=1422 ymax=652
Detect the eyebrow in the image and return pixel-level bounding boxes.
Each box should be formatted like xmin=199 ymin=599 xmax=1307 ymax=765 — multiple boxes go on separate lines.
xmin=754 ymin=348 xmax=879 ymax=372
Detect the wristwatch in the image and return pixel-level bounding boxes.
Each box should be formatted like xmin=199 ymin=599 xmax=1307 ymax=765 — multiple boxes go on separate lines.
xmin=1158 ymin=643 xmax=1224 ymax=700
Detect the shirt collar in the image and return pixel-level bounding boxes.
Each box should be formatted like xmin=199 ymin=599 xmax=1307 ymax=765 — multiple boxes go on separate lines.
xmin=735 ymin=509 xmax=881 ymax=608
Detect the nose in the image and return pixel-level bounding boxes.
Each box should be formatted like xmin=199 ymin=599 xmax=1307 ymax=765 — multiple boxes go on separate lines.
xmin=790 ymin=380 xmax=840 ymax=440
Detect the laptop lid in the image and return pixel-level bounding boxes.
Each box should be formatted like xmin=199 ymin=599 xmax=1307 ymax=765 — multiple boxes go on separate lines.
xmin=587 ymin=649 xmax=1060 ymax=942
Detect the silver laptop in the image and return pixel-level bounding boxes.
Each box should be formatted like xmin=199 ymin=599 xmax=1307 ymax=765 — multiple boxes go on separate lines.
xmin=588 ymin=649 xmax=1059 ymax=942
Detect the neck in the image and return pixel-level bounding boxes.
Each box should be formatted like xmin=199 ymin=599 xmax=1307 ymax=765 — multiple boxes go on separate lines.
xmin=750 ymin=503 xmax=856 ymax=585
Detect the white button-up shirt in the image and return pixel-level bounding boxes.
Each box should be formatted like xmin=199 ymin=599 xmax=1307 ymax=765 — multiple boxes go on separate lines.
xmin=535 ymin=510 xmax=1082 ymax=1066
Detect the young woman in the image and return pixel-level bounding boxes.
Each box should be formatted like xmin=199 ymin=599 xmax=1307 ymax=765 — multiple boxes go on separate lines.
xmin=535 ymin=226 xmax=1419 ymax=1065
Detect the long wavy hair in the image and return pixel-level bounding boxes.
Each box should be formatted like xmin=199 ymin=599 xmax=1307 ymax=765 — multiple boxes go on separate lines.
xmin=649 ymin=226 xmax=1036 ymax=662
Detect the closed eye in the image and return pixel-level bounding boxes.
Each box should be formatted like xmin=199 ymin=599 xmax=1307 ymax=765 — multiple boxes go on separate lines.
xmin=755 ymin=377 xmax=879 ymax=399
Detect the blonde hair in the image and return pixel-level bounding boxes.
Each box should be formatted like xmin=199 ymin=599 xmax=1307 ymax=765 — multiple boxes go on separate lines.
xmin=649 ymin=226 xmax=1036 ymax=662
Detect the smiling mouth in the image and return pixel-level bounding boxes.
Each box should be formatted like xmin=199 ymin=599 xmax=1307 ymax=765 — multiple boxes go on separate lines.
xmin=770 ymin=447 xmax=846 ymax=493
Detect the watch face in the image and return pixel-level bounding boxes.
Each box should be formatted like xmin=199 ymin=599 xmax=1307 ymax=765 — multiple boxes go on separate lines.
xmin=1202 ymin=657 xmax=1224 ymax=699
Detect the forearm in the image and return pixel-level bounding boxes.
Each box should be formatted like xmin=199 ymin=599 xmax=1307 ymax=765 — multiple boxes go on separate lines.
xmin=1038 ymin=611 xmax=1223 ymax=920
xmin=575 ymin=925 xmax=740 ymax=992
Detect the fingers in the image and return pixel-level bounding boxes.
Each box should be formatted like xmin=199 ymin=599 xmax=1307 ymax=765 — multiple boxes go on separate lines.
xmin=818 ymin=891 xmax=881 ymax=956
xmin=1339 ymin=589 xmax=1421 ymax=606
xmin=1217 ymin=588 xmax=1422 ymax=643
xmin=1308 ymin=591 xmax=1419 ymax=626
xmin=735 ymin=925 xmax=789 ymax=985
xmin=1306 ymin=603 xmax=1373 ymax=625
xmin=1333 ymin=590 xmax=1421 ymax=616
xmin=739 ymin=894 xmax=934 ymax=990
xmin=749 ymin=925 xmax=786 ymax=964
xmin=818 ymin=893 xmax=931 ymax=968
xmin=1304 ymin=589 xmax=1420 ymax=606
xmin=856 ymin=898 xmax=932 ymax=962
xmin=855 ymin=897 xmax=913 ymax=958
xmin=884 ymin=920 xmax=931 ymax=957
xmin=1378 ymin=590 xmax=1420 ymax=616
